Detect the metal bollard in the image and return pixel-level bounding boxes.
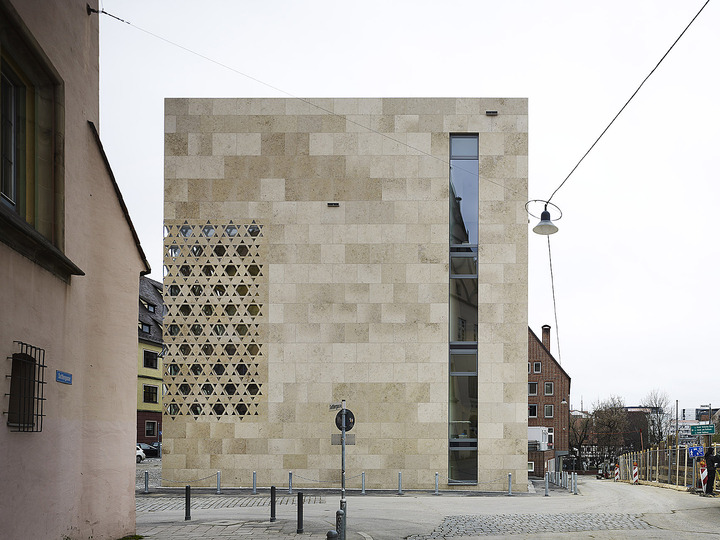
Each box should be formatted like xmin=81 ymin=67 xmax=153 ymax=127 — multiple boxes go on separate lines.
xmin=434 ymin=472 xmax=440 ymax=495
xmin=336 ymin=509 xmax=345 ymax=540
xmin=289 ymin=471 xmax=293 ymax=494
xmin=507 ymin=473 xmax=512 ymax=496
xmin=144 ymin=470 xmax=149 ymax=494
xmin=327 ymin=531 xmax=339 ymax=540
xmin=398 ymin=472 xmax=403 ymax=495
xmin=340 ymin=498 xmax=347 ymax=538
xmin=573 ymin=472 xmax=578 ymax=495
xmin=252 ymin=471 xmax=257 ymax=495
xmin=297 ymin=491 xmax=304 ymax=533
xmin=361 ymin=471 xmax=366 ymax=495
xmin=216 ymin=471 xmax=221 ymax=494
xmin=544 ymin=472 xmax=549 ymax=496
xmin=185 ymin=485 xmax=191 ymax=521
xmin=270 ymin=486 xmax=276 ymax=522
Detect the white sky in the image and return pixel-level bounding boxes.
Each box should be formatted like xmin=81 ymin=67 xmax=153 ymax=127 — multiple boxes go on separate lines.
xmin=98 ymin=0 xmax=719 ymax=414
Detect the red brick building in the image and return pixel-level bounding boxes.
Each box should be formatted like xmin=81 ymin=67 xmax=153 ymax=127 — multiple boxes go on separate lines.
xmin=528 ymin=325 xmax=571 ymax=476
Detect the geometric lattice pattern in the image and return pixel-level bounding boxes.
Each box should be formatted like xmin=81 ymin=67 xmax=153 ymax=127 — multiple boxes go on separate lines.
xmin=162 ymin=220 xmax=266 ymax=419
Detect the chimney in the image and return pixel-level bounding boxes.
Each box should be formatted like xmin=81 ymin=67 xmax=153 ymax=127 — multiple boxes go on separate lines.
xmin=541 ymin=325 xmax=551 ymax=351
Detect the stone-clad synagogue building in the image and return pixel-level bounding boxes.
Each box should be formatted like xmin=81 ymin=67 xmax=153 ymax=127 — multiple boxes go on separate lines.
xmin=162 ymin=97 xmax=529 ymax=491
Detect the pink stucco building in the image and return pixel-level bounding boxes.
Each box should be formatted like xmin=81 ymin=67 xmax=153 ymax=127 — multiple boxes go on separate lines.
xmin=0 ymin=1 xmax=149 ymax=538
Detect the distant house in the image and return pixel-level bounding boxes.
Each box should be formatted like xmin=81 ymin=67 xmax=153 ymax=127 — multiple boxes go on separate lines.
xmin=138 ymin=276 xmax=165 ymax=445
xmin=528 ymin=325 xmax=571 ymax=476
xmin=0 ymin=1 xmax=149 ymax=538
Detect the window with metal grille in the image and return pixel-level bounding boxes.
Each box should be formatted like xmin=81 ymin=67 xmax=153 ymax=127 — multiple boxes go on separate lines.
xmin=5 ymin=341 xmax=45 ymax=432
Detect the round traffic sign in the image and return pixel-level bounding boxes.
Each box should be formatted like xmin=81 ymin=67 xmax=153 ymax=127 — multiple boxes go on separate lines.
xmin=335 ymin=409 xmax=355 ymax=432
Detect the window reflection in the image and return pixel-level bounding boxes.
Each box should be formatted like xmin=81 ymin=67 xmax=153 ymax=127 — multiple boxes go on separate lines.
xmin=448 ymin=134 xmax=479 ymax=484
xmin=449 ymin=376 xmax=477 ymax=439
xmin=450 ymin=277 xmax=478 ymax=342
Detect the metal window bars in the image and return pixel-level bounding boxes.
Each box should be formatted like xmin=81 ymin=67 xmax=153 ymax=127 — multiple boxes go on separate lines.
xmin=5 ymin=341 xmax=46 ymax=432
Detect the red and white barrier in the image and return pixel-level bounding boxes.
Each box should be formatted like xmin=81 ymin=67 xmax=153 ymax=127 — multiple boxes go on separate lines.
xmin=632 ymin=462 xmax=639 ymax=484
xmin=701 ymin=463 xmax=708 ymax=493
xmin=615 ymin=465 xmax=620 ymax=482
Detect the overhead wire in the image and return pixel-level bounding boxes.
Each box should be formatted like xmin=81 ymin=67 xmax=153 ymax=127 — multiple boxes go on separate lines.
xmin=92 ymin=7 xmax=523 ymax=198
xmin=547 ymin=236 xmax=561 ymax=364
xmin=546 ymin=0 xmax=711 ymax=204
xmin=538 ymin=0 xmax=711 ymax=369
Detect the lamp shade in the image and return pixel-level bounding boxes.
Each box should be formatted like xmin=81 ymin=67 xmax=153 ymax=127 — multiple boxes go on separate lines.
xmin=532 ymin=210 xmax=558 ymax=235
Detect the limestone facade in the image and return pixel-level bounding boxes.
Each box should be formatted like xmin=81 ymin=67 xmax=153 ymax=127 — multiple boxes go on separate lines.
xmin=163 ymin=97 xmax=528 ymax=491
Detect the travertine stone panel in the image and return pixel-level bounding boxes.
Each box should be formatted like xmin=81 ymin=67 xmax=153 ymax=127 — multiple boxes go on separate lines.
xmin=164 ymin=97 xmax=528 ymax=492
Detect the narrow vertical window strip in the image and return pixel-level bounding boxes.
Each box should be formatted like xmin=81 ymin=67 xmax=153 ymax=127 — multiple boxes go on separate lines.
xmin=448 ymin=134 xmax=479 ymax=484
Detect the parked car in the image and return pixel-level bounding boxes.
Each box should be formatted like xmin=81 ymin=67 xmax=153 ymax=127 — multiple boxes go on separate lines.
xmin=137 ymin=442 xmax=159 ymax=458
xmin=136 ymin=445 xmax=145 ymax=463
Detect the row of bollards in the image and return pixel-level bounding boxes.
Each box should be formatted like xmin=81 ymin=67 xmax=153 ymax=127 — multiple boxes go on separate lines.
xmin=183 ymin=484 xmax=307 ymax=532
xmin=544 ymin=471 xmax=578 ymax=495
xmin=147 ymin=469 xmax=513 ymax=494
xmin=168 ymin=472 xmax=532 ymax=536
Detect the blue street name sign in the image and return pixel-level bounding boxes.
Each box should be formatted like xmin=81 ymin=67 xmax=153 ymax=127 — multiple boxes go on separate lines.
xmin=56 ymin=370 xmax=72 ymax=385
xmin=688 ymin=446 xmax=704 ymax=458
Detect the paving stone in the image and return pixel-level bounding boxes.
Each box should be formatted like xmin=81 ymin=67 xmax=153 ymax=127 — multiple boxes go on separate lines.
xmin=406 ymin=512 xmax=656 ymax=539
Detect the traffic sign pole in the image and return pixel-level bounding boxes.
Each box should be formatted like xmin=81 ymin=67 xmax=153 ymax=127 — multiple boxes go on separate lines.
xmin=341 ymin=399 xmax=346 ymax=502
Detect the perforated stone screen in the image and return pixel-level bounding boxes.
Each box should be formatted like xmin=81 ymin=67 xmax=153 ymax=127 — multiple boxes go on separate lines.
xmin=163 ymin=220 xmax=266 ymax=419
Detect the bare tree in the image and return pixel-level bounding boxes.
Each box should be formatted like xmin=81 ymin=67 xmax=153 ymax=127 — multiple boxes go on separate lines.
xmin=640 ymin=389 xmax=671 ymax=446
xmin=593 ymin=395 xmax=629 ymax=461
xmin=569 ymin=411 xmax=592 ymax=463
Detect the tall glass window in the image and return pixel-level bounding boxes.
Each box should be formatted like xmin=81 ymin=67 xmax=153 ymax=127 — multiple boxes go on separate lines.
xmin=450 ymin=135 xmax=479 ymax=246
xmin=449 ymin=134 xmax=479 ymax=483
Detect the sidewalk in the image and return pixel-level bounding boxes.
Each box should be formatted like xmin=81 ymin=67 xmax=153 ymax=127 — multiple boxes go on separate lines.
xmin=135 ymin=477 xmax=720 ymax=539
xmin=135 ymin=480 xmax=567 ymax=539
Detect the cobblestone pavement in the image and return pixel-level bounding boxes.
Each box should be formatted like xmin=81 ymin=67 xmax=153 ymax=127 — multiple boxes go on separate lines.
xmin=136 ymin=457 xmax=162 ymax=490
xmin=406 ymin=512 xmax=656 ymax=539
xmin=137 ymin=494 xmax=324 ymax=512
xmin=136 ymin=475 xmax=720 ymax=539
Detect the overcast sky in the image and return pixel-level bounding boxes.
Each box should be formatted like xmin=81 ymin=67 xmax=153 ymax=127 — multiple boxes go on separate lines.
xmin=99 ymin=0 xmax=719 ymax=414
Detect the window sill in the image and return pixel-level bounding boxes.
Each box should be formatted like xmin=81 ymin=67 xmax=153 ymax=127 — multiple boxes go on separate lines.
xmin=0 ymin=204 xmax=84 ymax=283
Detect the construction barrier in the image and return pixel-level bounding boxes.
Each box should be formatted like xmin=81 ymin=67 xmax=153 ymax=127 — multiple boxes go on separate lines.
xmin=614 ymin=465 xmax=620 ymax=482
xmin=618 ymin=444 xmax=715 ymax=493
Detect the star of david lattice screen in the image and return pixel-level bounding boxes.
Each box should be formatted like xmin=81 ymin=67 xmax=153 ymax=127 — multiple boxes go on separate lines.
xmin=163 ymin=220 xmax=266 ymax=419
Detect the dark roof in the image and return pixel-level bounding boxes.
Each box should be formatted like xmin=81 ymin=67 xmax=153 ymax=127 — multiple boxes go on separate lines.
xmin=139 ymin=275 xmax=164 ymax=345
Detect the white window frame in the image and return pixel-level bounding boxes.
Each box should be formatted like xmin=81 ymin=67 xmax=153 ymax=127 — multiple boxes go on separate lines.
xmin=145 ymin=420 xmax=157 ymax=437
xmin=544 ymin=381 xmax=554 ymax=396
xmin=143 ymin=384 xmax=159 ymax=404
xmin=533 ymin=362 xmax=541 ymax=373
xmin=544 ymin=404 xmax=554 ymax=418
xmin=528 ymin=382 xmax=538 ymax=396
xmin=529 ymin=404 xmax=538 ymax=418
xmin=528 ymin=461 xmax=535 ymax=472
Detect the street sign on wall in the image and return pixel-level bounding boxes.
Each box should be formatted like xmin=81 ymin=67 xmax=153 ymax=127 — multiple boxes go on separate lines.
xmin=691 ymin=424 xmax=716 ymax=435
